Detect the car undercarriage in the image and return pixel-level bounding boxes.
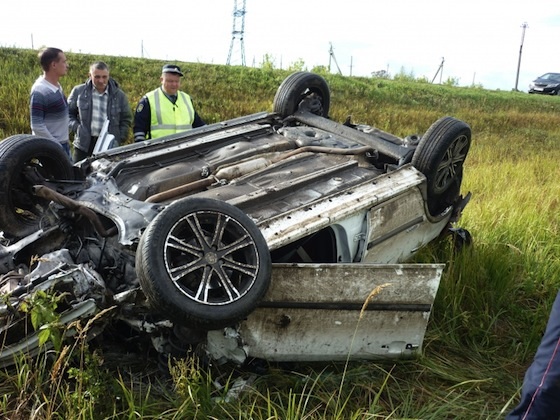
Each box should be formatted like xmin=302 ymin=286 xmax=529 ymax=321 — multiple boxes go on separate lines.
xmin=0 ymin=72 xmax=472 ymax=367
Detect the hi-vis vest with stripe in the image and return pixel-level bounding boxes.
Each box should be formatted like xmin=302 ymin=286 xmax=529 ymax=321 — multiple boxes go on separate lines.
xmin=146 ymin=88 xmax=195 ymax=138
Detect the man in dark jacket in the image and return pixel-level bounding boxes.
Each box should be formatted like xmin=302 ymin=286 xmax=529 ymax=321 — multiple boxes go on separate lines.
xmin=68 ymin=61 xmax=132 ymax=162
xmin=507 ymin=289 xmax=560 ymax=419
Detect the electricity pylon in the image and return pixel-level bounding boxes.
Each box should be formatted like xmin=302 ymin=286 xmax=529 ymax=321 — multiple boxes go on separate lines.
xmin=227 ymin=0 xmax=246 ymax=66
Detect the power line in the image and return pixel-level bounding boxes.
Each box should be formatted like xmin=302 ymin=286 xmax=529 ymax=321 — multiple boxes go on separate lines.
xmin=226 ymin=0 xmax=246 ymax=66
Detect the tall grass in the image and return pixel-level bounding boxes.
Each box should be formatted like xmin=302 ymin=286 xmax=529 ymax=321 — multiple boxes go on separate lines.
xmin=1 ymin=46 xmax=560 ymax=418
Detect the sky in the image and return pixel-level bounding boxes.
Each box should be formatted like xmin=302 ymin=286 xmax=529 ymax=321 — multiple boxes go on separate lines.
xmin=1 ymin=0 xmax=559 ymax=92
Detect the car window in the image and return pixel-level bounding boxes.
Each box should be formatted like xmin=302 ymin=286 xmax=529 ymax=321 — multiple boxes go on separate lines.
xmin=541 ymin=73 xmax=560 ymax=81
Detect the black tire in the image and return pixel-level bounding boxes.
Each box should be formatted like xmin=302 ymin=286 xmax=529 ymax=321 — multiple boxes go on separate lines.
xmin=0 ymin=135 xmax=74 ymax=238
xmin=136 ymin=197 xmax=272 ymax=330
xmin=273 ymin=71 xmax=330 ymax=118
xmin=411 ymin=117 xmax=471 ymax=216
xmin=450 ymin=227 xmax=473 ymax=252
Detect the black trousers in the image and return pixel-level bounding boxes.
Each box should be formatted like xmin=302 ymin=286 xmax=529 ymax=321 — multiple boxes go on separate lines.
xmin=72 ymin=136 xmax=98 ymax=162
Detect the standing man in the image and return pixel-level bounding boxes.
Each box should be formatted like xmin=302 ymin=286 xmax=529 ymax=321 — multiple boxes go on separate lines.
xmin=30 ymin=47 xmax=71 ymax=157
xmin=68 ymin=61 xmax=132 ymax=161
xmin=133 ymin=64 xmax=205 ymax=142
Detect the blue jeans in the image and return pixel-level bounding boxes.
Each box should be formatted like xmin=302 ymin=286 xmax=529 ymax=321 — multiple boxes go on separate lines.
xmin=507 ymin=290 xmax=560 ymax=419
xmin=59 ymin=141 xmax=71 ymax=158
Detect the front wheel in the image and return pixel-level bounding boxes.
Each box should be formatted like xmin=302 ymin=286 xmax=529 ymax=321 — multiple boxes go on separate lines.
xmin=136 ymin=197 xmax=272 ymax=330
xmin=411 ymin=117 xmax=471 ymax=216
xmin=0 ymin=135 xmax=74 ymax=238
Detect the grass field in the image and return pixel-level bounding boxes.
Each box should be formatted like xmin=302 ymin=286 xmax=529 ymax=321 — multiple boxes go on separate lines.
xmin=0 ymin=47 xmax=559 ymax=419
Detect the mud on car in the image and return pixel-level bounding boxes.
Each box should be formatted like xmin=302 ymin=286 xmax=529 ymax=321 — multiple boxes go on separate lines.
xmin=0 ymin=72 xmax=472 ymax=366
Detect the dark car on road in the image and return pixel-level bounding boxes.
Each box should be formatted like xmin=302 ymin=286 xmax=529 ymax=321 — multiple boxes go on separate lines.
xmin=528 ymin=72 xmax=560 ymax=95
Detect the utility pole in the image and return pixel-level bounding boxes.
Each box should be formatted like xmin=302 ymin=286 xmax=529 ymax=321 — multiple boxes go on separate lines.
xmin=227 ymin=0 xmax=247 ymax=66
xmin=328 ymin=43 xmax=342 ymax=75
xmin=431 ymin=57 xmax=445 ymax=84
xmin=514 ymin=22 xmax=528 ymax=91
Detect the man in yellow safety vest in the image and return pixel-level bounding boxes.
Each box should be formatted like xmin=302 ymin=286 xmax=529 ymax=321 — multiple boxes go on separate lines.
xmin=133 ymin=64 xmax=205 ymax=141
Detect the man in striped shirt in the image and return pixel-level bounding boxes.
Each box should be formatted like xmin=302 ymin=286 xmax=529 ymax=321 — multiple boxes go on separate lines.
xmin=29 ymin=47 xmax=71 ymax=157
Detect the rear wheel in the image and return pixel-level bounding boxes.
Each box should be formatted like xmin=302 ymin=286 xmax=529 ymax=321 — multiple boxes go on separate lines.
xmin=136 ymin=197 xmax=272 ymax=330
xmin=0 ymin=135 xmax=74 ymax=238
xmin=273 ymin=72 xmax=330 ymax=118
xmin=411 ymin=117 xmax=471 ymax=216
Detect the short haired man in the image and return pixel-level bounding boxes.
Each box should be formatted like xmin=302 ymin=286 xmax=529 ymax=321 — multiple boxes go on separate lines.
xmin=133 ymin=64 xmax=205 ymax=142
xmin=30 ymin=47 xmax=71 ymax=157
xmin=68 ymin=61 xmax=132 ymax=162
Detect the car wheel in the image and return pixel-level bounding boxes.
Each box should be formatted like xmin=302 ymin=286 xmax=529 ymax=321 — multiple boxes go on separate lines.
xmin=273 ymin=71 xmax=330 ymax=118
xmin=136 ymin=197 xmax=272 ymax=330
xmin=449 ymin=227 xmax=473 ymax=252
xmin=0 ymin=135 xmax=74 ymax=238
xmin=411 ymin=116 xmax=471 ymax=216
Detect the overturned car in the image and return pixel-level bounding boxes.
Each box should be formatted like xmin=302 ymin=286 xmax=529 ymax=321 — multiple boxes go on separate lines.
xmin=0 ymin=72 xmax=471 ymax=366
